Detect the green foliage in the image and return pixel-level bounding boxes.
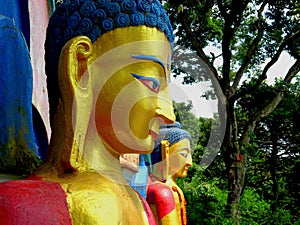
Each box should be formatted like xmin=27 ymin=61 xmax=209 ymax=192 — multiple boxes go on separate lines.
xmin=236 ymin=77 xmax=300 ymax=223
xmin=166 ymin=0 xmax=220 ymax=49
xmin=166 ymin=1 xmax=300 ymax=222
xmin=173 ymin=101 xmax=213 ymax=150
xmin=239 ymin=188 xmax=271 ymax=224
xmin=177 ymin=163 xmax=296 ymax=225
xmin=177 ymin=164 xmax=231 ymax=225
xmin=173 ymin=101 xmax=199 ymax=148
xmin=174 ymin=87 xmax=300 ymax=223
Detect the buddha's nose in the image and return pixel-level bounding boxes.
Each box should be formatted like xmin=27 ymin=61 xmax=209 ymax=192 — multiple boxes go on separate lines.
xmin=155 ymin=87 xmax=175 ymax=123
xmin=186 ymin=155 xmax=193 ymax=167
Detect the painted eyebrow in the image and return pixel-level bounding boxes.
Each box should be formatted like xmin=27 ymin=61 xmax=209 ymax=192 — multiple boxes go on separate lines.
xmin=131 ymin=73 xmax=160 ymax=84
xmin=130 ymin=55 xmax=167 ymax=80
xmin=178 ymin=147 xmax=191 ymax=154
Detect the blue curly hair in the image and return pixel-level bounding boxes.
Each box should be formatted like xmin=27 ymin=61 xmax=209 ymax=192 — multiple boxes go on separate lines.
xmin=151 ymin=122 xmax=191 ymax=165
xmin=45 ymin=0 xmax=175 ymax=122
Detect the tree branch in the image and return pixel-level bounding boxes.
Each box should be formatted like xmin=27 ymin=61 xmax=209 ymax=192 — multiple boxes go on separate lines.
xmin=179 ymin=15 xmax=220 ymax=83
xmin=284 ymin=58 xmax=300 ymax=83
xmin=219 ymin=0 xmax=249 ymax=94
xmin=232 ymin=2 xmax=267 ymax=90
xmin=232 ymin=30 xmax=300 ymax=101
xmin=217 ymin=0 xmax=227 ymax=19
xmin=240 ymin=58 xmax=300 ymax=145
xmin=240 ymin=92 xmax=284 ymax=145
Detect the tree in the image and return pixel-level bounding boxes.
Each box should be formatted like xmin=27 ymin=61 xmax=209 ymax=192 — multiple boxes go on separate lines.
xmin=173 ymin=101 xmax=200 ymax=148
xmin=165 ymin=1 xmax=300 ymax=222
xmin=238 ymin=77 xmax=300 ymax=222
xmin=174 ymin=100 xmax=218 ymax=166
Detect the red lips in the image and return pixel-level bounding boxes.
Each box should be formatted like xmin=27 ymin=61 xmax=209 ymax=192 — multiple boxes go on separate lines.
xmin=149 ymin=130 xmax=158 ymax=140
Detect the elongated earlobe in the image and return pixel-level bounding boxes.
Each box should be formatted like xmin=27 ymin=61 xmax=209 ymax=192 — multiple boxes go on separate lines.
xmin=161 ymin=140 xmax=170 ymax=179
xmin=57 ymin=36 xmax=94 ymax=171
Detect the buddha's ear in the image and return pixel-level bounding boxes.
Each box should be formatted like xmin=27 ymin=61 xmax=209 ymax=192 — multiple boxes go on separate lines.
xmin=57 ymin=36 xmax=94 ymax=171
xmin=58 ymin=36 xmax=93 ymax=100
xmin=161 ymin=140 xmax=170 ymax=178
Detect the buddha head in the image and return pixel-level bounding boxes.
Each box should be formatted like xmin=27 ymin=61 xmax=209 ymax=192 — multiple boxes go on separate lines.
xmin=150 ymin=122 xmax=193 ymax=180
xmin=44 ymin=0 xmax=176 ymax=170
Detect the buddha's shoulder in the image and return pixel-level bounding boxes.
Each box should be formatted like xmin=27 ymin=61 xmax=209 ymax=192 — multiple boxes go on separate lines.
xmin=42 ymin=171 xmax=138 ymax=206
xmin=57 ymin=173 xmax=147 ymax=225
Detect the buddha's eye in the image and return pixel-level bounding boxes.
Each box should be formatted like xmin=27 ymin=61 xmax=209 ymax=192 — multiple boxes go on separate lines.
xmin=131 ymin=73 xmax=160 ymax=93
xmin=180 ymin=153 xmax=188 ymax=158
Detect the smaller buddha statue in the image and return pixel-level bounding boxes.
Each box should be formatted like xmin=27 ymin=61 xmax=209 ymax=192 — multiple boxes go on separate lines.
xmin=147 ymin=122 xmax=192 ymax=225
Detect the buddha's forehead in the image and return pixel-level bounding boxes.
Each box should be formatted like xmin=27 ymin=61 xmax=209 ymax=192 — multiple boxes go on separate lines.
xmin=92 ymin=26 xmax=172 ymax=61
xmin=170 ymin=139 xmax=191 ymax=153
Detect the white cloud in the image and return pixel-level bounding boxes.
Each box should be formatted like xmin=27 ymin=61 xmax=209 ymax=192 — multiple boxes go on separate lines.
xmin=170 ymin=77 xmax=218 ymax=118
xmin=265 ymin=51 xmax=296 ymax=85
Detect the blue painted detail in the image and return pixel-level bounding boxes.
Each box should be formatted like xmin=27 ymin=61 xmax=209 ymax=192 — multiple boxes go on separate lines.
xmin=130 ymin=154 xmax=148 ymax=199
xmin=130 ymin=54 xmax=166 ymax=77
xmin=0 ymin=0 xmax=30 ymax=49
xmin=48 ymin=0 xmax=56 ymax=16
xmin=143 ymin=154 xmax=152 ymax=173
xmin=0 ymin=16 xmax=38 ymax=157
xmin=131 ymin=73 xmax=160 ymax=85
xmin=32 ymin=105 xmax=48 ymax=161
xmin=131 ymin=73 xmax=160 ymax=93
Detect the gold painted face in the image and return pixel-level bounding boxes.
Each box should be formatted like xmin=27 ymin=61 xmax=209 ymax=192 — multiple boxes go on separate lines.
xmin=169 ymin=139 xmax=192 ymax=178
xmin=89 ymin=26 xmax=175 ymax=154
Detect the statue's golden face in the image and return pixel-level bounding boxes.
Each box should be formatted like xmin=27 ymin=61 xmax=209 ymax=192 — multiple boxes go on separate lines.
xmin=169 ymin=139 xmax=192 ymax=178
xmin=89 ymin=26 xmax=175 ymax=154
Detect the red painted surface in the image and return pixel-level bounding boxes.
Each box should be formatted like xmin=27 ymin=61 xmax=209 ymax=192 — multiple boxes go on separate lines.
xmin=0 ymin=180 xmax=72 ymax=225
xmin=147 ymin=182 xmax=176 ymax=220
xmin=25 ymin=173 xmax=43 ymax=180
xmin=236 ymin=153 xmax=243 ymax=161
xmin=136 ymin=190 xmax=157 ymax=225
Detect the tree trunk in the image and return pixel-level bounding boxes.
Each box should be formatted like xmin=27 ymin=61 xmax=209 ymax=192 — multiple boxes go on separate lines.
xmin=270 ymin=134 xmax=279 ymax=213
xmin=227 ymin=155 xmax=246 ymax=224
xmin=221 ymin=100 xmax=246 ymax=224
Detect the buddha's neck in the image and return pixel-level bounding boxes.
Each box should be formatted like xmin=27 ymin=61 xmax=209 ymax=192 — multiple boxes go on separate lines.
xmin=82 ymin=135 xmax=127 ymax=184
xmin=167 ymin=176 xmax=178 ymax=186
xmin=43 ymin=106 xmax=127 ymax=184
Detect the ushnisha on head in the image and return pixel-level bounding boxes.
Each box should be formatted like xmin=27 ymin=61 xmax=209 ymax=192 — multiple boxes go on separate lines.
xmin=45 ymin=0 xmax=175 ymax=121
xmin=151 ymin=122 xmax=193 ymax=179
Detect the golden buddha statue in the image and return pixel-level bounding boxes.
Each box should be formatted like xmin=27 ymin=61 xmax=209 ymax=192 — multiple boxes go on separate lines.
xmin=147 ymin=122 xmax=193 ymax=225
xmin=0 ymin=0 xmax=176 ymax=224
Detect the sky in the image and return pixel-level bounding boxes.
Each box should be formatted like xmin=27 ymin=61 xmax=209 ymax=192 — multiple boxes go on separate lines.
xmin=170 ymin=77 xmax=218 ymax=118
xmin=169 ymin=48 xmax=296 ymax=118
